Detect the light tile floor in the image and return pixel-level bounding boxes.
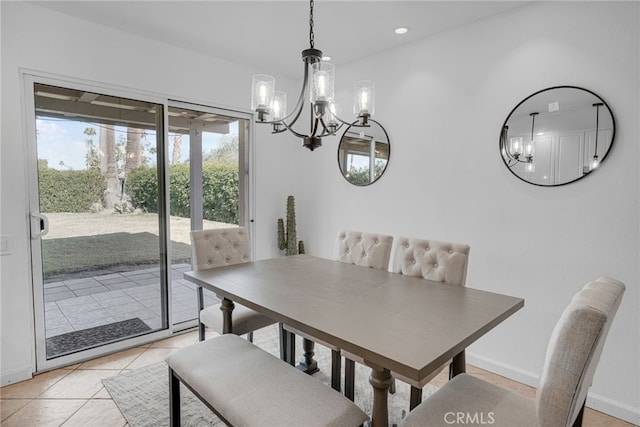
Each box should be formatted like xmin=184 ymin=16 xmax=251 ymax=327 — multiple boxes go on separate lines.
xmin=44 ymin=264 xmax=217 ymax=339
xmin=14 ymin=268 xmax=638 ymax=426
xmin=0 ymin=328 xmax=632 ymax=426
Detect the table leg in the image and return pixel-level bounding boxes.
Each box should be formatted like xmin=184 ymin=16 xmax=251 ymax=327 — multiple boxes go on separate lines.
xmin=296 ymin=338 xmax=319 ymax=374
xmin=409 ymin=386 xmax=422 ymax=411
xmin=330 ymin=349 xmax=341 ymax=391
xmin=279 ymin=326 xmax=295 ymax=366
xmin=369 ymin=366 xmax=393 ymax=427
xmin=344 ymin=358 xmax=356 ymax=401
xmin=286 ymin=331 xmax=295 ymax=365
xmin=278 ymin=323 xmax=287 ymax=361
xmin=449 ymin=349 xmax=466 ymax=379
xmin=220 ymin=298 xmax=235 ymax=334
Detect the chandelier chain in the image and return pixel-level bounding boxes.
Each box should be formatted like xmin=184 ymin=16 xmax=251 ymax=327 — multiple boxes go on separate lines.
xmin=309 ymin=0 xmax=315 ymax=48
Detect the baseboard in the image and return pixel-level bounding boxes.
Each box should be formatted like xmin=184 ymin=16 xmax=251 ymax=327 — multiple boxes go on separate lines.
xmin=586 ymin=391 xmax=640 ymax=426
xmin=466 ymin=352 xmax=539 ymax=387
xmin=1 ymin=365 xmax=33 ymax=387
xmin=466 ymin=352 xmax=640 ymax=426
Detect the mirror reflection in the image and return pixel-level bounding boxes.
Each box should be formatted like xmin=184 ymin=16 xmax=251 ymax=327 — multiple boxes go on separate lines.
xmin=338 ymin=120 xmax=390 ymax=186
xmin=500 ymin=86 xmax=615 ymax=186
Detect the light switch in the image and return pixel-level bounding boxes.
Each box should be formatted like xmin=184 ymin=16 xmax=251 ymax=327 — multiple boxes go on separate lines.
xmin=1 ymin=236 xmax=11 ymax=256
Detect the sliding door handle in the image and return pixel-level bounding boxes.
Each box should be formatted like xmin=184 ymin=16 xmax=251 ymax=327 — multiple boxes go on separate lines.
xmin=30 ymin=213 xmax=49 ymax=239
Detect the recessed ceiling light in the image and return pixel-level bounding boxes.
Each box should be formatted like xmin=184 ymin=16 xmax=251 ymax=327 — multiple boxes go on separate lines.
xmin=394 ymin=27 xmax=409 ymax=35
xmin=322 ymin=55 xmax=332 ymax=61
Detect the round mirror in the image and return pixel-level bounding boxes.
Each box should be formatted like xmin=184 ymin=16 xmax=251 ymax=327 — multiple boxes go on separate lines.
xmin=338 ymin=120 xmax=390 ymax=186
xmin=500 ymin=86 xmax=615 ymax=186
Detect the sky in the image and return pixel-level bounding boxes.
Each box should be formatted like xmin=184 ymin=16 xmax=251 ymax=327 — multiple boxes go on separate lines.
xmin=36 ymin=116 xmax=370 ymax=175
xmin=36 ymin=117 xmax=236 ymax=171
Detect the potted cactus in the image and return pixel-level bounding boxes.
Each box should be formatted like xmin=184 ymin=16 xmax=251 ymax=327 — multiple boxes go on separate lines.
xmin=277 ymin=195 xmax=305 ymax=256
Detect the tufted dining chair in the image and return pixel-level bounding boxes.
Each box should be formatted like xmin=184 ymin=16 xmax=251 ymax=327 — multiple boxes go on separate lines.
xmin=190 ymin=227 xmax=276 ymax=342
xmin=400 ymin=277 xmax=625 ymax=427
xmin=283 ymin=230 xmax=393 ymax=391
xmin=342 ymin=236 xmax=471 ymax=405
xmin=334 ymin=230 xmax=395 ymax=271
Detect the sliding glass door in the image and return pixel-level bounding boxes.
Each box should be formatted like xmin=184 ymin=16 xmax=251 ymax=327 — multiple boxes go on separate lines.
xmin=167 ymin=102 xmax=251 ymax=329
xmin=28 ymin=81 xmax=169 ymax=369
xmin=26 ymin=76 xmax=251 ymax=370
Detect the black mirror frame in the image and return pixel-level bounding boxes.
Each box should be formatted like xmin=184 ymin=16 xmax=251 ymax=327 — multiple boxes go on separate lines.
xmin=500 ymin=85 xmax=615 ymax=187
xmin=337 ymin=119 xmax=391 ymax=187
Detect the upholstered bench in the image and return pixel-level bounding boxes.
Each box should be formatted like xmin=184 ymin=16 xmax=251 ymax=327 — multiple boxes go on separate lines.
xmin=166 ymin=334 xmax=369 ymax=427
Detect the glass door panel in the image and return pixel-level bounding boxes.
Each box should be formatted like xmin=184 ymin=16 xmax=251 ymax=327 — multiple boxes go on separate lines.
xmin=32 ymin=83 xmax=168 ymax=363
xmin=167 ymin=104 xmax=249 ymax=327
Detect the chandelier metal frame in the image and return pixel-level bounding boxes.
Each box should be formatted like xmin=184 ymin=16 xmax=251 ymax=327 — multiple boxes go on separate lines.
xmin=251 ymin=0 xmax=375 ymax=151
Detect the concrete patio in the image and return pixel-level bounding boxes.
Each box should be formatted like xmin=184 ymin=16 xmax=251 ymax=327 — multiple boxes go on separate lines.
xmin=43 ymin=263 xmax=216 ymax=352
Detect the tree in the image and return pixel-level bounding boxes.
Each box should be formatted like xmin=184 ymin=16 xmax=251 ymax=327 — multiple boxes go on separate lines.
xmin=125 ymin=127 xmax=142 ymax=176
xmin=100 ymin=124 xmax=120 ymax=210
xmin=84 ymin=127 xmax=99 ymax=170
xmin=345 ymin=161 xmax=387 ymax=186
xmin=172 ymin=133 xmax=182 ymax=165
xmin=204 ymin=135 xmax=238 ymax=164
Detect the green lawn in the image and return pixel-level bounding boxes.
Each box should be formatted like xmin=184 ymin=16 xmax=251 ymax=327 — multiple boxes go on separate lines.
xmin=41 ymin=213 xmax=232 ymax=278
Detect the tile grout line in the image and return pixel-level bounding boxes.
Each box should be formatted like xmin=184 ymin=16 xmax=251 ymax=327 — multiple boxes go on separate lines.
xmin=33 ymin=369 xmax=75 ymax=400
xmin=2 ymin=330 xmax=633 ymax=426
xmin=57 ymin=397 xmax=91 ymax=426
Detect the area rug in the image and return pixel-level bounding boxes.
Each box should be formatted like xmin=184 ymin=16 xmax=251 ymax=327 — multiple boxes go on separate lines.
xmin=47 ymin=317 xmax=151 ymax=358
xmin=103 ymin=325 xmax=437 ymax=426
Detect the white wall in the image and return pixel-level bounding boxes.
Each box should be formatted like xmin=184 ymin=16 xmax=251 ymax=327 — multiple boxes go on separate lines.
xmin=0 ymin=1 xmax=299 ymax=385
xmin=1 ymin=1 xmax=638 ymax=423
xmin=292 ymin=2 xmax=639 ymax=423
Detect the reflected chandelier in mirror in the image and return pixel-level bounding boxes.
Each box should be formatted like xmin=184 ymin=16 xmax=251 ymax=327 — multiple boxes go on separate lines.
xmin=338 ymin=120 xmax=390 ymax=186
xmin=500 ymin=86 xmax=615 ymax=186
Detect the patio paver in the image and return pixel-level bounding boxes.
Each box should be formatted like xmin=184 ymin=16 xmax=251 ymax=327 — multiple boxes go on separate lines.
xmin=42 ymin=264 xmax=216 ymax=355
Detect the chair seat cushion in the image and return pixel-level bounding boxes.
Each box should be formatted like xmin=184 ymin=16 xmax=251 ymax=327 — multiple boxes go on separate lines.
xmin=166 ymin=334 xmax=368 ymax=427
xmin=400 ymin=374 xmax=536 ymax=427
xmin=200 ymin=303 xmax=275 ymax=336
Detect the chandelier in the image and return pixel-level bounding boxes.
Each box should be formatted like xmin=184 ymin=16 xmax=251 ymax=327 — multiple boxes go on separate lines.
xmin=590 ymin=102 xmax=603 ymax=170
xmin=250 ymin=0 xmax=377 ymax=151
xmin=502 ymin=112 xmax=538 ymax=173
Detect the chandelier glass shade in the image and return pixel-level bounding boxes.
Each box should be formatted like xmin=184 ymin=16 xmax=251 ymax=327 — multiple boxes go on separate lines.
xmin=250 ymin=74 xmax=275 ymax=120
xmin=354 ymin=80 xmax=375 ymax=117
xmin=250 ymin=0 xmax=378 ymax=151
xmin=502 ymin=111 xmax=538 ymax=169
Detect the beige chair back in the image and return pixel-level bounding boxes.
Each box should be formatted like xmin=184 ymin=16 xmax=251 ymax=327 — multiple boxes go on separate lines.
xmin=334 ymin=230 xmax=393 ymax=271
xmin=190 ymin=227 xmax=250 ymax=271
xmin=535 ymin=277 xmax=625 ymax=426
xmin=392 ymin=237 xmax=470 ymax=286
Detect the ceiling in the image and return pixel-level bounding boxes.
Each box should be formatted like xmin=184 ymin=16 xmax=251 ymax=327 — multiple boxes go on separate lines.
xmin=32 ymin=1 xmax=532 ymax=78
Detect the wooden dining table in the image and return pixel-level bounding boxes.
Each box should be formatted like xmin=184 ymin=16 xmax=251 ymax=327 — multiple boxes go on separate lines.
xmin=184 ymin=254 xmax=524 ymax=427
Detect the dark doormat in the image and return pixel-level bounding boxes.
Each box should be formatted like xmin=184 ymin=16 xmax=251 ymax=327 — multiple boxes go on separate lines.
xmin=46 ymin=318 xmax=152 ymax=359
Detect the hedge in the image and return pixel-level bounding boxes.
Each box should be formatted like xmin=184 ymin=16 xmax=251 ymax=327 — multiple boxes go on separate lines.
xmin=127 ymin=163 xmax=239 ymax=225
xmin=38 ymin=165 xmax=106 ymax=212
